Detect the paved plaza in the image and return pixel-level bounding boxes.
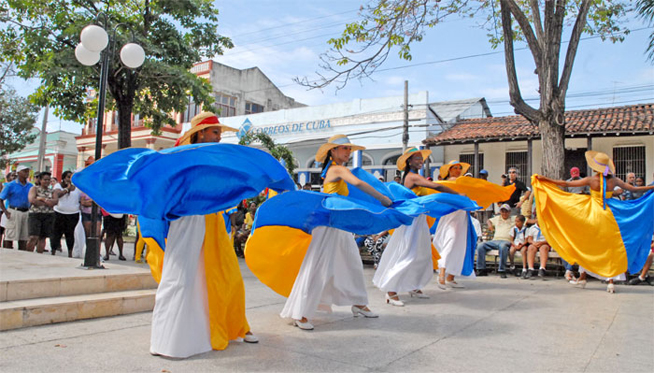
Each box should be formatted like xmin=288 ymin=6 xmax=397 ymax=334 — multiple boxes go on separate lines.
xmin=0 ymin=245 xmax=653 ymax=372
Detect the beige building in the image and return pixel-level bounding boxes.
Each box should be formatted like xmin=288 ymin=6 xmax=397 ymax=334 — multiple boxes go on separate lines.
xmin=424 ymin=103 xmax=654 ymax=184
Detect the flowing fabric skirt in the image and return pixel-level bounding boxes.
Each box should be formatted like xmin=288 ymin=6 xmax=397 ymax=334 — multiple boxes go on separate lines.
xmin=150 ymin=215 xmax=212 ymax=358
xmin=373 ymin=215 xmax=433 ymax=292
xmin=579 ymin=266 xmax=626 ymax=281
xmin=280 ymin=226 xmax=369 ymax=320
xmin=433 ymin=210 xmax=475 ymax=278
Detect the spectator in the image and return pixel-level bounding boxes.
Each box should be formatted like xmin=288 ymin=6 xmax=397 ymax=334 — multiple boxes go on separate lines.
xmin=631 ymin=176 xmax=646 ymax=200
xmin=476 ymin=204 xmax=513 ymax=278
xmin=102 ymin=211 xmax=126 ymax=261
xmin=508 ymin=215 xmax=528 ymax=277
xmin=26 ymin=172 xmax=58 ymax=253
xmin=502 ymin=167 xmax=530 ymax=215
xmin=393 ymin=176 xmax=402 ymax=183
xmin=302 ymin=183 xmax=312 ymax=191
xmin=478 ymin=169 xmax=488 ymax=181
xmin=50 ymin=177 xmax=58 ymax=188
xmin=0 ymin=171 xmax=18 ymax=248
xmin=566 ymin=167 xmax=589 ymax=194
xmin=52 ymin=170 xmax=82 ymax=257
xmin=621 ymin=172 xmax=636 ymax=200
xmin=500 ymin=173 xmax=507 ymax=185
xmin=629 ymin=238 xmax=653 ymax=285
xmin=0 ymin=166 xmax=33 ymax=251
xmin=524 ymin=217 xmax=550 ymax=279
xmin=364 ymin=230 xmax=389 ymax=269
xmin=470 ymin=211 xmax=482 ymax=239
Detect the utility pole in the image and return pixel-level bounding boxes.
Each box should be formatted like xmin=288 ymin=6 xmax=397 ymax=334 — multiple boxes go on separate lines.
xmin=402 ymin=80 xmax=409 ymax=152
xmin=36 ymin=106 xmax=48 ymax=172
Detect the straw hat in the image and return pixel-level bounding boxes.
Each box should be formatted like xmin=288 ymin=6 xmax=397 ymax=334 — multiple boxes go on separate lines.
xmin=175 ymin=112 xmax=238 ymax=146
xmin=315 ymin=134 xmax=365 ymax=163
xmin=439 ymin=160 xmax=470 ymax=180
xmin=396 ymin=147 xmax=432 ymax=171
xmin=585 ymin=150 xmax=615 ymax=176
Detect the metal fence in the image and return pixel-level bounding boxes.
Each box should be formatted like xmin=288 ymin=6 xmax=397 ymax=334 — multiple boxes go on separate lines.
xmin=613 ymin=146 xmax=646 ymax=180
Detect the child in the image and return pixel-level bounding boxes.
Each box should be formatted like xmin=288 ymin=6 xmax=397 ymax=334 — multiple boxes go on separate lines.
xmin=525 ymin=216 xmax=550 ymax=279
xmin=508 ymin=215 xmax=528 ymax=277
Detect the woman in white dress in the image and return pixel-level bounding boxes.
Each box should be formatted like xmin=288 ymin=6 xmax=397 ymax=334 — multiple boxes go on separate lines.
xmin=281 ymin=135 xmax=392 ymax=330
xmin=373 ymin=147 xmax=460 ymax=306
xmin=433 ymin=160 xmax=475 ymax=289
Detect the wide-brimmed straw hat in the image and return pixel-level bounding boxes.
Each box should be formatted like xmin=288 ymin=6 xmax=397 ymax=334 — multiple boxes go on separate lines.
xmin=315 ymin=134 xmax=365 ymax=163
xmin=396 ymin=147 xmax=432 ymax=171
xmin=175 ymin=112 xmax=238 ymax=146
xmin=585 ymin=150 xmax=615 ymax=176
xmin=439 ymin=160 xmax=470 ymax=180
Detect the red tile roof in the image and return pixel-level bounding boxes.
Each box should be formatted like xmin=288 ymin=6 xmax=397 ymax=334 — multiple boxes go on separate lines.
xmin=424 ymin=103 xmax=654 ymax=145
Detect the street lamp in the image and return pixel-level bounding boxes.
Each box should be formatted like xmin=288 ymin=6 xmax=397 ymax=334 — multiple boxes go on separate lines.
xmin=75 ymin=15 xmax=145 ymax=268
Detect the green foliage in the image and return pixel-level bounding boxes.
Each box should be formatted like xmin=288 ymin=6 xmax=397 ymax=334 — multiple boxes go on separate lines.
xmin=637 ymin=0 xmax=654 ymax=62
xmin=0 ymin=0 xmax=233 ymax=134
xmin=0 ymin=86 xmax=39 ymax=168
xmin=238 ymin=132 xmax=296 ymax=176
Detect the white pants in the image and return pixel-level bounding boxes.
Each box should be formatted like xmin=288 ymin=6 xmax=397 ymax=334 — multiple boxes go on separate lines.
xmin=281 ymin=226 xmax=369 ymax=320
xmin=373 ymin=215 xmax=433 ymax=292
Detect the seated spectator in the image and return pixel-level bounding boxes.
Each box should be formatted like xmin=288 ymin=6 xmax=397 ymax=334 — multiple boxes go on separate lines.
xmin=524 ymin=217 xmax=550 ymax=279
xmin=508 ymin=215 xmax=528 ymax=276
xmin=476 ymin=204 xmax=513 ymax=278
xmin=364 ymin=230 xmax=389 ymax=269
xmin=629 ymin=236 xmax=653 ymax=285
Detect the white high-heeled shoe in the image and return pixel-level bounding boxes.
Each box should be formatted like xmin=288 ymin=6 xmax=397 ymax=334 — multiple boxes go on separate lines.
xmin=571 ymin=279 xmax=587 ymax=288
xmin=437 ymin=280 xmax=448 ymax=290
xmin=352 ymin=305 xmax=379 ymax=318
xmin=607 ymin=283 xmax=615 ymax=294
xmin=409 ymin=290 xmax=429 ymax=298
xmin=445 ymin=281 xmax=465 ymax=289
xmin=385 ymin=293 xmax=405 ymax=306
xmin=294 ymin=319 xmax=314 ymax=330
xmin=243 ymin=333 xmax=259 ymax=343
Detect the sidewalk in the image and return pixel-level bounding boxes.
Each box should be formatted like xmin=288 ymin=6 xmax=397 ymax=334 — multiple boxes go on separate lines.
xmin=0 ymin=248 xmax=652 ymax=372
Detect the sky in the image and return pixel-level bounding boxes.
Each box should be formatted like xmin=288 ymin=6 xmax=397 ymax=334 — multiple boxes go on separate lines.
xmin=10 ymin=0 xmax=654 ymax=134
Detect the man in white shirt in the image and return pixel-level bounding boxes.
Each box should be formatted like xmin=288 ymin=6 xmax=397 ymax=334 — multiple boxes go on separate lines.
xmin=476 ymin=204 xmax=514 ymax=278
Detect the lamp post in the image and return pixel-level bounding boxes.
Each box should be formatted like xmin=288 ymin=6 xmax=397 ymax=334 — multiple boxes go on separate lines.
xmin=75 ymin=16 xmax=145 ymax=268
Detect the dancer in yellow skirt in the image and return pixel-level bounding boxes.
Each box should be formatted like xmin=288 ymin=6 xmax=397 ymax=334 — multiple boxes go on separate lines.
xmin=534 ymin=151 xmax=654 ymax=293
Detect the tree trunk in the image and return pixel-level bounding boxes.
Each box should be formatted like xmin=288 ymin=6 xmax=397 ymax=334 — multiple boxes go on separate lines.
xmin=117 ymin=101 xmax=133 ymax=149
xmin=538 ymin=117 xmax=565 ymax=179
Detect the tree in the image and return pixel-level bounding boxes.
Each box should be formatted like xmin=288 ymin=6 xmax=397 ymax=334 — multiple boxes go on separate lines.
xmin=238 ymin=132 xmax=297 ymax=176
xmin=0 ymin=0 xmax=233 ymax=149
xmin=298 ymin=0 xmax=630 ymax=178
xmin=637 ymin=0 xmax=654 ymax=62
xmin=0 ymin=85 xmax=39 ymax=169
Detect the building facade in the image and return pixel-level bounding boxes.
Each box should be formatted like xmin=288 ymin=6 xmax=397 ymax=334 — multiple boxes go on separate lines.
xmin=424 ymin=103 xmax=654 ymax=185
xmin=3 ymin=129 xmax=78 ymax=180
xmin=218 ymin=92 xmax=490 ymax=186
xmin=75 ymin=60 xmax=304 ymax=167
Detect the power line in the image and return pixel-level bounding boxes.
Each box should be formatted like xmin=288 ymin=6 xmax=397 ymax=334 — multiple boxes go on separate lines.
xmin=229 ymin=9 xmax=359 ymax=38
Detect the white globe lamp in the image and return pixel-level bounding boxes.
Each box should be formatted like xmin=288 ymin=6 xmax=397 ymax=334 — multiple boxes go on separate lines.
xmin=80 ymin=25 xmax=109 ymax=52
xmin=120 ymin=43 xmax=145 ymax=69
xmin=75 ymin=44 xmax=101 ymax=66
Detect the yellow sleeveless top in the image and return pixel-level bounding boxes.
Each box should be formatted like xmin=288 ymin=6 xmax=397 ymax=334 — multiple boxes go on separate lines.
xmin=323 ymin=180 xmax=349 ymax=196
xmin=411 ymin=185 xmax=429 ymax=196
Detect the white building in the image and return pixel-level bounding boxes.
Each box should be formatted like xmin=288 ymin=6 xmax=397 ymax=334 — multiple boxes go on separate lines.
xmin=219 ymin=92 xmax=490 ymax=186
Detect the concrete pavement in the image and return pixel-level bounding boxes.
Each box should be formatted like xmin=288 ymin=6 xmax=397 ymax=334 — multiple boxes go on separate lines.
xmin=0 ymin=250 xmax=652 ymax=372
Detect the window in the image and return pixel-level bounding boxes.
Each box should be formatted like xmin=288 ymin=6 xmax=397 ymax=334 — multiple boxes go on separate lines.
xmin=245 ymin=102 xmax=264 ymax=114
xmin=459 ymin=153 xmax=484 ymax=173
xmin=215 ymin=93 xmax=236 ymax=117
xmin=613 ymin=146 xmax=646 ymax=180
xmin=182 ymin=97 xmax=202 ymax=123
xmin=505 ymin=151 xmax=528 ymax=184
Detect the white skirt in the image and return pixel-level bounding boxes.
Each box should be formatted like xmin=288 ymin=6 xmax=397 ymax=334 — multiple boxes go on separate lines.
xmin=150 ymin=215 xmax=212 ymax=358
xmin=280 ymin=226 xmax=369 ymax=320
xmin=579 ymin=266 xmax=626 ymax=281
xmin=433 ymin=210 xmax=474 ymax=278
xmin=373 ymin=215 xmax=433 ymax=292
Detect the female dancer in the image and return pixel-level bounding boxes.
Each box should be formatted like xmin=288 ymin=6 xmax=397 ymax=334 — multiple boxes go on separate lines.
xmin=433 ymin=160 xmax=475 ymax=289
xmin=535 ymin=151 xmax=654 ymax=293
xmin=373 ymin=147 xmax=460 ymax=306
xmin=281 ymin=134 xmax=392 ymax=330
